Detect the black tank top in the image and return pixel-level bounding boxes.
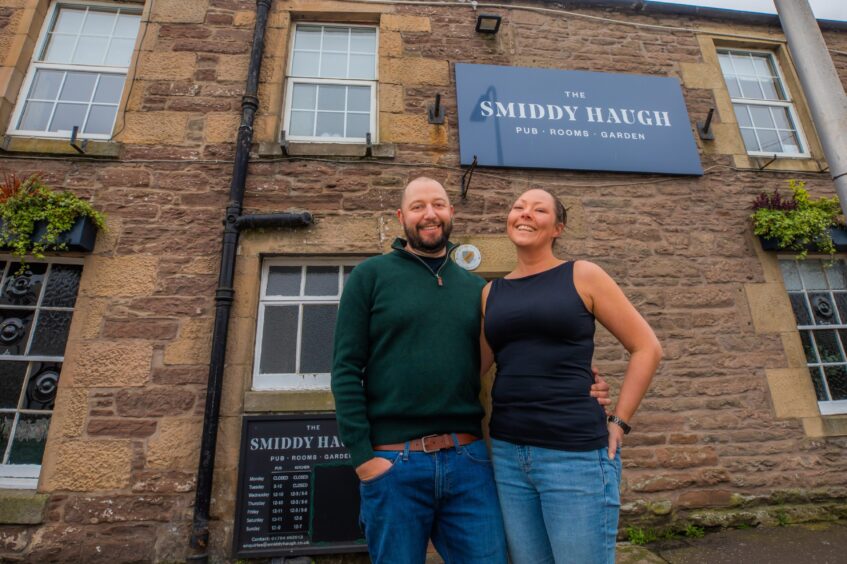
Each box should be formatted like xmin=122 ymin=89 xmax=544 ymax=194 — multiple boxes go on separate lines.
xmin=484 ymin=261 xmax=607 ymax=451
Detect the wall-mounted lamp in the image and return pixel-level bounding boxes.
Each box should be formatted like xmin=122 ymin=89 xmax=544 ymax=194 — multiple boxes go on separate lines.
xmin=475 ymin=14 xmax=501 ymax=34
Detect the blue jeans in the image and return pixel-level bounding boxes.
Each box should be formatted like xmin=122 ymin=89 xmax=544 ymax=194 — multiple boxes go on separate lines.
xmin=358 ymin=438 xmax=507 ymax=564
xmin=491 ymin=439 xmax=621 ymax=564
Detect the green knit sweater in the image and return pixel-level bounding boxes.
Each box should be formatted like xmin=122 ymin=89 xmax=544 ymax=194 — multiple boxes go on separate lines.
xmin=331 ymin=238 xmax=486 ymax=467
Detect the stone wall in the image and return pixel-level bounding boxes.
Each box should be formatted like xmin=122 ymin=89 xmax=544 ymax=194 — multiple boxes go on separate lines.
xmin=0 ymin=0 xmax=845 ymax=561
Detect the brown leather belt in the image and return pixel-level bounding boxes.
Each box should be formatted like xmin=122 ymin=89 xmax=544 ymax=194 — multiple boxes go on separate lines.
xmin=373 ymin=433 xmax=479 ymax=453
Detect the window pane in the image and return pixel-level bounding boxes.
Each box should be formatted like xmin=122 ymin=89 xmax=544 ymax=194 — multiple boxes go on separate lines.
xmin=291 ymin=83 xmax=317 ymax=110
xmin=49 ymin=103 xmax=87 ymax=133
xmin=317 ymin=85 xmax=345 ymax=111
xmin=348 ymin=86 xmax=370 ymax=112
xmin=291 ymin=51 xmax=319 ymax=77
xmin=93 ymin=74 xmax=124 ymax=103
xmin=59 ymin=72 xmax=96 ymax=102
xmin=30 ymin=311 xmax=73 ymax=356
xmin=809 ymin=293 xmax=837 ymax=325
xmin=733 ymin=104 xmax=752 ymax=127
xmin=835 ymin=294 xmax=847 ymax=324
xmin=30 ymin=70 xmax=63 ymax=100
xmin=349 ymin=54 xmax=375 ymax=79
xmin=823 ymin=365 xmax=847 ymax=400
xmin=304 ymin=266 xmax=339 ymax=296
xmin=740 ymin=128 xmax=760 ymax=152
xmin=289 ymin=110 xmax=315 ymax=136
xmin=1 ymin=264 xmax=46 ymax=306
xmin=799 ymin=260 xmax=827 ymax=289
xmin=0 ymin=414 xmax=13 ymax=462
xmin=18 ymin=101 xmax=54 ymax=131
xmin=53 ymin=8 xmax=85 ymax=34
xmin=760 ymin=78 xmax=781 ymax=101
xmin=83 ymin=104 xmax=117 ymax=135
xmin=316 ymin=112 xmax=344 ymax=137
xmin=82 ymin=10 xmax=116 ymax=35
xmin=346 ymin=113 xmax=369 ymax=138
xmin=73 ymin=36 xmax=109 ymax=65
xmin=267 ymin=266 xmax=301 ymax=296
xmin=779 ymin=260 xmax=802 ymax=291
xmin=0 ymin=310 xmax=34 ymax=356
xmin=739 ymin=77 xmax=764 ymax=99
xmin=114 ymin=14 xmax=141 ymax=38
xmin=814 ymin=329 xmax=842 ymax=362
xmin=320 ymin=53 xmax=347 ymax=79
xmin=0 ymin=361 xmax=28 ymax=409
xmin=8 ymin=413 xmax=51 ymax=465
xmin=757 ymin=129 xmax=781 ymax=153
xmin=809 ymin=367 xmax=829 ymax=401
xmin=799 ymin=331 xmax=817 ymax=363
xmin=749 ymin=106 xmax=775 ymax=129
xmin=300 ymin=305 xmax=337 ymax=373
xmin=294 ymin=26 xmax=322 ymax=50
xmin=733 ymin=54 xmax=756 ymax=76
xmin=350 ymin=28 xmax=376 ymax=53
xmin=259 ymin=305 xmax=298 ymax=374
xmin=43 ymin=34 xmax=75 ymax=63
xmin=752 ymin=55 xmax=772 ymax=76
xmin=770 ymin=107 xmax=792 ymax=130
xmin=725 ymin=77 xmax=741 ymax=98
xmin=778 ymin=130 xmax=801 ymax=155
xmin=322 ymin=27 xmax=349 ymax=52
xmin=24 ymin=364 xmax=60 ymax=410
xmin=105 ymin=38 xmax=135 ymax=67
xmin=789 ymin=294 xmax=812 ymax=325
xmin=42 ymin=265 xmax=83 ymax=307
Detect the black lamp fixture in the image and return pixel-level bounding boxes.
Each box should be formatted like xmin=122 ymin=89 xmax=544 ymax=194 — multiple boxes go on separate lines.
xmin=475 ymin=13 xmax=501 ymax=34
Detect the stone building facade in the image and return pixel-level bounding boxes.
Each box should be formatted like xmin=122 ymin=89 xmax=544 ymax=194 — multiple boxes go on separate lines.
xmin=0 ymin=0 xmax=845 ymax=561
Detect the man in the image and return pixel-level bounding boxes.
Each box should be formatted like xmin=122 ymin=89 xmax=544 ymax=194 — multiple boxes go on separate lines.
xmin=331 ymin=177 xmax=609 ymax=563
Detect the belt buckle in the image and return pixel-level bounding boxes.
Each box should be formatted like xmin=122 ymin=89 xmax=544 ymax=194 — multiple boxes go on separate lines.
xmin=420 ymin=434 xmax=441 ymax=453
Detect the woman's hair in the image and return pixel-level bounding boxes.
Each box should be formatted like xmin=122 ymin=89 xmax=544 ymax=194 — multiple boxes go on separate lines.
xmin=546 ymin=191 xmax=567 ymax=248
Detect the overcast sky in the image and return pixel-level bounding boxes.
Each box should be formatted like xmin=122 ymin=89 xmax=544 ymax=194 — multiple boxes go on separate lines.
xmin=656 ymin=0 xmax=847 ymax=21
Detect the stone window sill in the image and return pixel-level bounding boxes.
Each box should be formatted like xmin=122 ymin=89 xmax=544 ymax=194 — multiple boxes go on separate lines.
xmin=244 ymin=390 xmax=335 ymax=413
xmin=2 ymin=135 xmax=121 ymax=158
xmin=0 ymin=490 xmax=48 ymax=525
xmin=256 ymin=141 xmax=395 ymax=159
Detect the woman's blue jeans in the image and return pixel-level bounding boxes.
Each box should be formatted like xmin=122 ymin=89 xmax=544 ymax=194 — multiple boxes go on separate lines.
xmin=358 ymin=438 xmax=508 ymax=564
xmin=491 ymin=439 xmax=621 ymax=564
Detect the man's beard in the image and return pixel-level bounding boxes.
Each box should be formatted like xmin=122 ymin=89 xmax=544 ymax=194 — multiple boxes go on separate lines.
xmin=404 ymin=219 xmax=453 ymax=253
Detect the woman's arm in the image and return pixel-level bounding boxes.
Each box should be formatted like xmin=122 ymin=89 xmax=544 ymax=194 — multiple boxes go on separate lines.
xmin=574 ymin=261 xmax=663 ymax=457
xmin=480 ymin=281 xmax=495 ymax=377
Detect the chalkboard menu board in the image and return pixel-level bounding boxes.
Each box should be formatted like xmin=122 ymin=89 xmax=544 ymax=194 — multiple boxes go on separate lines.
xmin=233 ymin=414 xmax=367 ymax=558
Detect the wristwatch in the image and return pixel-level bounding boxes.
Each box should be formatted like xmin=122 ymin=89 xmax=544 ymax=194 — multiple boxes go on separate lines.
xmin=607 ymin=415 xmax=631 ymax=435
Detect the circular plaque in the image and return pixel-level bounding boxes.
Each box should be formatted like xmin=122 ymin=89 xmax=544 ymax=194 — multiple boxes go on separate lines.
xmin=454 ymin=244 xmax=482 ymax=271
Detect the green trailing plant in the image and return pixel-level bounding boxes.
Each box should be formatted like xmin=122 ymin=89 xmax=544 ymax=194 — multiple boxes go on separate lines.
xmin=684 ymin=524 xmax=705 ymax=538
xmin=751 ymin=180 xmax=842 ymax=259
xmin=0 ymin=173 xmax=105 ymax=269
xmin=626 ymin=526 xmax=658 ymax=545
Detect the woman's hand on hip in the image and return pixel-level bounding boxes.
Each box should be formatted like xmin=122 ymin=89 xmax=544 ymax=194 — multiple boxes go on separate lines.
xmin=607 ymin=422 xmax=624 ymax=460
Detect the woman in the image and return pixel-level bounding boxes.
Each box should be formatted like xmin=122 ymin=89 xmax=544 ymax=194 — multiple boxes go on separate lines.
xmin=480 ymin=189 xmax=662 ymax=564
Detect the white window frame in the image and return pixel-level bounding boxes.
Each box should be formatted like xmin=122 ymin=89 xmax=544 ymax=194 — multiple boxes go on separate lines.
xmin=6 ymin=1 xmax=141 ymax=141
xmin=253 ymin=258 xmax=363 ymax=391
xmin=0 ymin=256 xmax=84 ymax=489
xmin=778 ymin=255 xmax=847 ymax=416
xmin=718 ymin=48 xmax=810 ymax=159
xmin=281 ymin=22 xmax=379 ymax=144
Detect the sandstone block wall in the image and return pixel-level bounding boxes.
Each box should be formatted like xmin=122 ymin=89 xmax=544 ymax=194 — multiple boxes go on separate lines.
xmin=0 ymin=0 xmax=845 ymax=561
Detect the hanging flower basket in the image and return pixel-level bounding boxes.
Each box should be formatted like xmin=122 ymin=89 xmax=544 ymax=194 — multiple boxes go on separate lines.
xmin=751 ymin=180 xmax=842 ymax=259
xmin=0 ymin=173 xmax=105 ymax=267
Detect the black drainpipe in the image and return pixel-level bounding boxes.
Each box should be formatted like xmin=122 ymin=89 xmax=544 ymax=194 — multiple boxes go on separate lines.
xmin=187 ymin=0 xmax=313 ymax=561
